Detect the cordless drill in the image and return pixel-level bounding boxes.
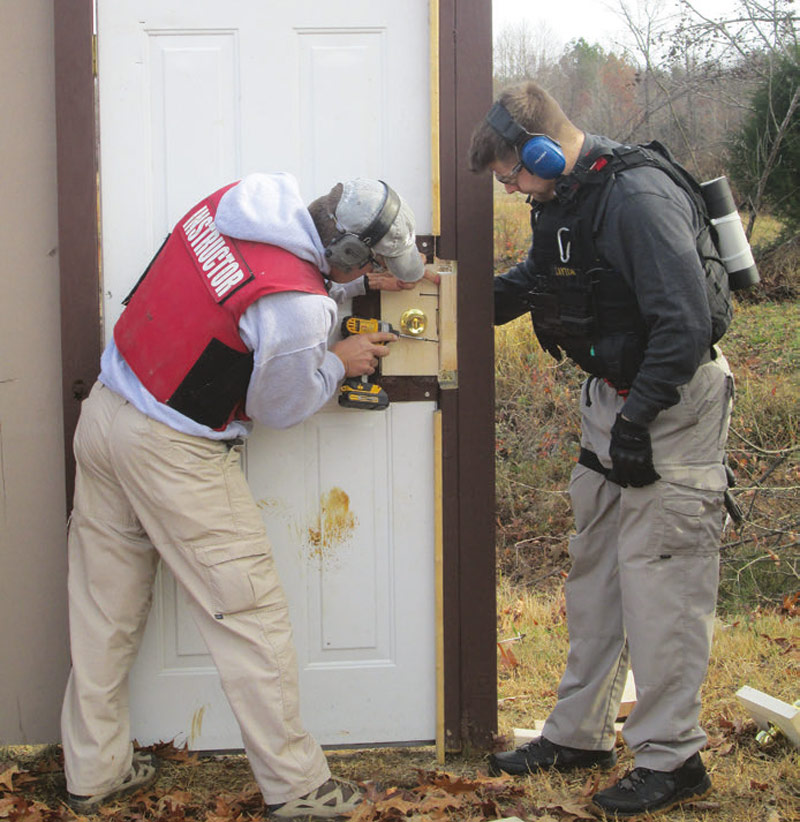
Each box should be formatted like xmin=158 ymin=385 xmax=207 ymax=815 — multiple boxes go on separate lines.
xmin=340 ymin=316 xmax=436 ymax=342
xmin=338 ymin=316 xmax=392 ymax=410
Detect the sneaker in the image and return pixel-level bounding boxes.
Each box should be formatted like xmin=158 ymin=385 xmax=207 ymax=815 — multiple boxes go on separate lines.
xmin=488 ymin=735 xmax=617 ymax=776
xmin=269 ymin=777 xmax=362 ymax=819
xmin=591 ymin=752 xmax=712 ymax=817
xmin=67 ymin=751 xmax=158 ymax=812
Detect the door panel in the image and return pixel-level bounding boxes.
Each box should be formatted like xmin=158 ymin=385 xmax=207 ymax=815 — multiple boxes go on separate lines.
xmin=98 ymin=0 xmax=436 ymax=748
xmin=98 ymin=1 xmax=431 ymax=328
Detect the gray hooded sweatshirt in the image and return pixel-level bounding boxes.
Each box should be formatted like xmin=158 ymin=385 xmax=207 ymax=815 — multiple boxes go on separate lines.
xmin=99 ymin=173 xmax=364 ymax=439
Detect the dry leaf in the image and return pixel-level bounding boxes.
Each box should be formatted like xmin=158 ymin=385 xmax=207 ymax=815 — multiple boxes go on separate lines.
xmin=345 ymin=800 xmax=378 ymax=822
xmin=380 ymin=795 xmax=423 ymax=815
xmin=780 ymin=592 xmax=800 ymax=616
xmin=429 ymin=773 xmax=482 ymax=794
xmin=417 ymin=790 xmax=465 ymax=814
xmin=144 ymin=740 xmax=200 ymax=765
xmin=0 ymin=766 xmax=21 ymax=792
xmin=498 ymin=643 xmax=519 ymax=669
xmin=579 ymin=772 xmax=601 ymax=797
xmin=0 ymin=796 xmax=28 ymax=818
xmin=544 ymin=800 xmax=598 ymax=819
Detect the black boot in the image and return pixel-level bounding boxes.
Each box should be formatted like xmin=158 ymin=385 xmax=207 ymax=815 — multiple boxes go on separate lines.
xmin=591 ymin=752 xmax=711 ymax=817
xmin=488 ymin=735 xmax=617 ymax=776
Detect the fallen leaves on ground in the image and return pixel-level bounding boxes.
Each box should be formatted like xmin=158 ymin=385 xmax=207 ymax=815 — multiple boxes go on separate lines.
xmin=0 ymin=746 xmax=613 ymax=822
xmin=347 ymin=770 xmax=530 ymax=822
xmin=2 ymin=738 xmax=798 ymax=822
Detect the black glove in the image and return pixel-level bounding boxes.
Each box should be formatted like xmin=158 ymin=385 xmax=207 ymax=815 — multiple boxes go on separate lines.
xmin=608 ymin=413 xmax=661 ymax=488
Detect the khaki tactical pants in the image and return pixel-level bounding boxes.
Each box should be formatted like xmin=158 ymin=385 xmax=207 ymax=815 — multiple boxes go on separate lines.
xmin=542 ymin=350 xmax=734 ymax=771
xmin=60 ymin=382 xmax=329 ymax=802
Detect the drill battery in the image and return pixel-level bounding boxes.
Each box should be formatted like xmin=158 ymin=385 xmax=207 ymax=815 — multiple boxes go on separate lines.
xmin=339 ymin=376 xmax=390 ymax=410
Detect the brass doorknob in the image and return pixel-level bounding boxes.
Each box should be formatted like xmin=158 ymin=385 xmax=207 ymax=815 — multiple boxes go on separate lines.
xmin=399 ymin=308 xmax=428 ymax=337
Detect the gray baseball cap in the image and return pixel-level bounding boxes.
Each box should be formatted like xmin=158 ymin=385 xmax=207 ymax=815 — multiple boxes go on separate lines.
xmin=335 ymin=178 xmax=424 ymax=282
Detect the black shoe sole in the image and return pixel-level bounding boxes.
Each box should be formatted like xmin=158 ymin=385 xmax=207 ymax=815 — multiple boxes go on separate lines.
xmin=488 ymin=752 xmax=617 ymax=777
xmin=590 ymin=777 xmax=712 ymax=819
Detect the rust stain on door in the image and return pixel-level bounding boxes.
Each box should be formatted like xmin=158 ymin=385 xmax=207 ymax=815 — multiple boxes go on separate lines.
xmin=307 ymin=487 xmax=358 ymax=559
xmin=189 ymin=705 xmax=206 ymax=746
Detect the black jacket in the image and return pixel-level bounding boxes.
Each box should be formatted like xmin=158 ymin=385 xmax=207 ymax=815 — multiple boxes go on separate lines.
xmin=494 ymin=134 xmax=714 ymax=424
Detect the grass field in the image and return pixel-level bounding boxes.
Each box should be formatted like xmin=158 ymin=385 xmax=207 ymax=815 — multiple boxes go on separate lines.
xmin=492 ymin=582 xmax=800 ymax=822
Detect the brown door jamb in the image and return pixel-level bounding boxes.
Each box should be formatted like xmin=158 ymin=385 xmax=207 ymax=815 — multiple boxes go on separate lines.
xmin=54 ymin=0 xmax=102 ymax=512
xmin=438 ymin=0 xmax=497 ymax=750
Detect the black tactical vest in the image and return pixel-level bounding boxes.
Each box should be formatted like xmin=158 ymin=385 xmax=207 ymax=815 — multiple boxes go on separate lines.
xmin=528 ymin=142 xmax=732 ymax=388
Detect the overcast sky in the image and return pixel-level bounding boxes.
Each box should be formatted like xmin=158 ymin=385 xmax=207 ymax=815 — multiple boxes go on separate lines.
xmin=492 ymin=0 xmax=748 ymax=52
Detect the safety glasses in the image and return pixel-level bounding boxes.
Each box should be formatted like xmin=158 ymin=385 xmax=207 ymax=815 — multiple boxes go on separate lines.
xmin=494 ymin=158 xmax=524 ymax=185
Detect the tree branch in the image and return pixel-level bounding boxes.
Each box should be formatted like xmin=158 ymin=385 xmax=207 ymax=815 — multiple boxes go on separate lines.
xmin=745 ymin=83 xmax=800 ymax=237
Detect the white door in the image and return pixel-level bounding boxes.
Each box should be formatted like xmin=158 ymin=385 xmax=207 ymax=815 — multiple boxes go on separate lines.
xmin=96 ymin=0 xmax=436 ymax=748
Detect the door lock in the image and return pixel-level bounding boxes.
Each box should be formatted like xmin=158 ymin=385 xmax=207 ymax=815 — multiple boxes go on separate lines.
xmin=399 ymin=308 xmax=428 ymax=337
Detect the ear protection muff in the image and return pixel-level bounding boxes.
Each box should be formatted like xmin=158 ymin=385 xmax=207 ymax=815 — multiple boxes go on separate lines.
xmin=325 ymin=182 xmax=401 ymax=271
xmin=486 ymin=101 xmax=566 ymax=179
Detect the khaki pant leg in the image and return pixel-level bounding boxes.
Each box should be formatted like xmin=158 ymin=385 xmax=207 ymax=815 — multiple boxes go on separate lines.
xmin=542 ymin=461 xmax=629 ymax=751
xmin=617 ymin=481 xmax=721 ymax=769
xmin=620 ymin=354 xmax=733 ymax=770
xmin=105 ymin=399 xmax=328 ymax=804
xmin=61 ymin=383 xmax=160 ymax=795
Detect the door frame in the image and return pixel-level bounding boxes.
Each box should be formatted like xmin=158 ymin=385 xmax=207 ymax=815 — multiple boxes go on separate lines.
xmin=54 ymin=0 xmax=496 ymax=750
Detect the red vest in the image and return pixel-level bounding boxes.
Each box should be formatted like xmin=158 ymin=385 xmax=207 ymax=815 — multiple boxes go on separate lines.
xmin=115 ymin=183 xmax=329 ymax=430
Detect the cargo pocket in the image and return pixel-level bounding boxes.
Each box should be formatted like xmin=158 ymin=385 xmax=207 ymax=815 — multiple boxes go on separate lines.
xmin=657 ymin=485 xmax=722 ymax=557
xmin=195 ymin=540 xmax=284 ymax=616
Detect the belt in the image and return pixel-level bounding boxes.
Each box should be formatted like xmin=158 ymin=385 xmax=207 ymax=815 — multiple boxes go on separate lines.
xmin=602 ymin=379 xmax=629 ymax=397
xmin=579 ymin=447 xmax=611 ymax=479
xmin=602 ymin=347 xmax=716 ymax=396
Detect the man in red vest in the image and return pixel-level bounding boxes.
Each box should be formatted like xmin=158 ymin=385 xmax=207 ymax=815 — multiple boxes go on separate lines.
xmin=60 ymin=174 xmax=426 ymax=816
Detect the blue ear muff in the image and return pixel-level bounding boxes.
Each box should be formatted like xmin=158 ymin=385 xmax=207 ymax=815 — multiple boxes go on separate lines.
xmin=486 ymin=101 xmax=566 ymax=180
xmin=518 ymin=134 xmax=566 ymax=179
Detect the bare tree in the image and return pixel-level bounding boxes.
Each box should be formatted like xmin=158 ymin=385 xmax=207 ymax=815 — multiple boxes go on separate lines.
xmin=493 ymin=19 xmax=560 ymax=91
xmin=676 ymin=0 xmax=799 ymax=232
xmin=610 ymin=0 xmax=757 ymax=177
xmin=744 ymin=83 xmax=800 ymax=236
xmin=678 ymin=0 xmax=798 ymax=72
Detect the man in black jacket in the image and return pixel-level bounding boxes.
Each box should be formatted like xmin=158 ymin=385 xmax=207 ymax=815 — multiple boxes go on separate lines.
xmin=469 ymin=81 xmax=734 ymax=818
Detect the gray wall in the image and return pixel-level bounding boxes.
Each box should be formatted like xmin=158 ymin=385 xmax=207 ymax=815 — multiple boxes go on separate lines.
xmin=0 ymin=0 xmax=70 ymax=743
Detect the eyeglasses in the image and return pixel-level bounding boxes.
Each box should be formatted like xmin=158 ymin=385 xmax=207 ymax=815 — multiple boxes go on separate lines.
xmin=494 ymin=159 xmax=524 ymax=185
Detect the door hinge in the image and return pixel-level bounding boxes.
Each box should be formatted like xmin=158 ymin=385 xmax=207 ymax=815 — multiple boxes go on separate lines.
xmin=416 ymin=235 xmax=435 ymax=264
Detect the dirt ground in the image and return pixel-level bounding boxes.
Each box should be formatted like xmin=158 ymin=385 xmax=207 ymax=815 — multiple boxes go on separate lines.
xmin=2 ymin=730 xmax=799 ymax=822
xmin=0 ymin=742 xmax=516 ymax=821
